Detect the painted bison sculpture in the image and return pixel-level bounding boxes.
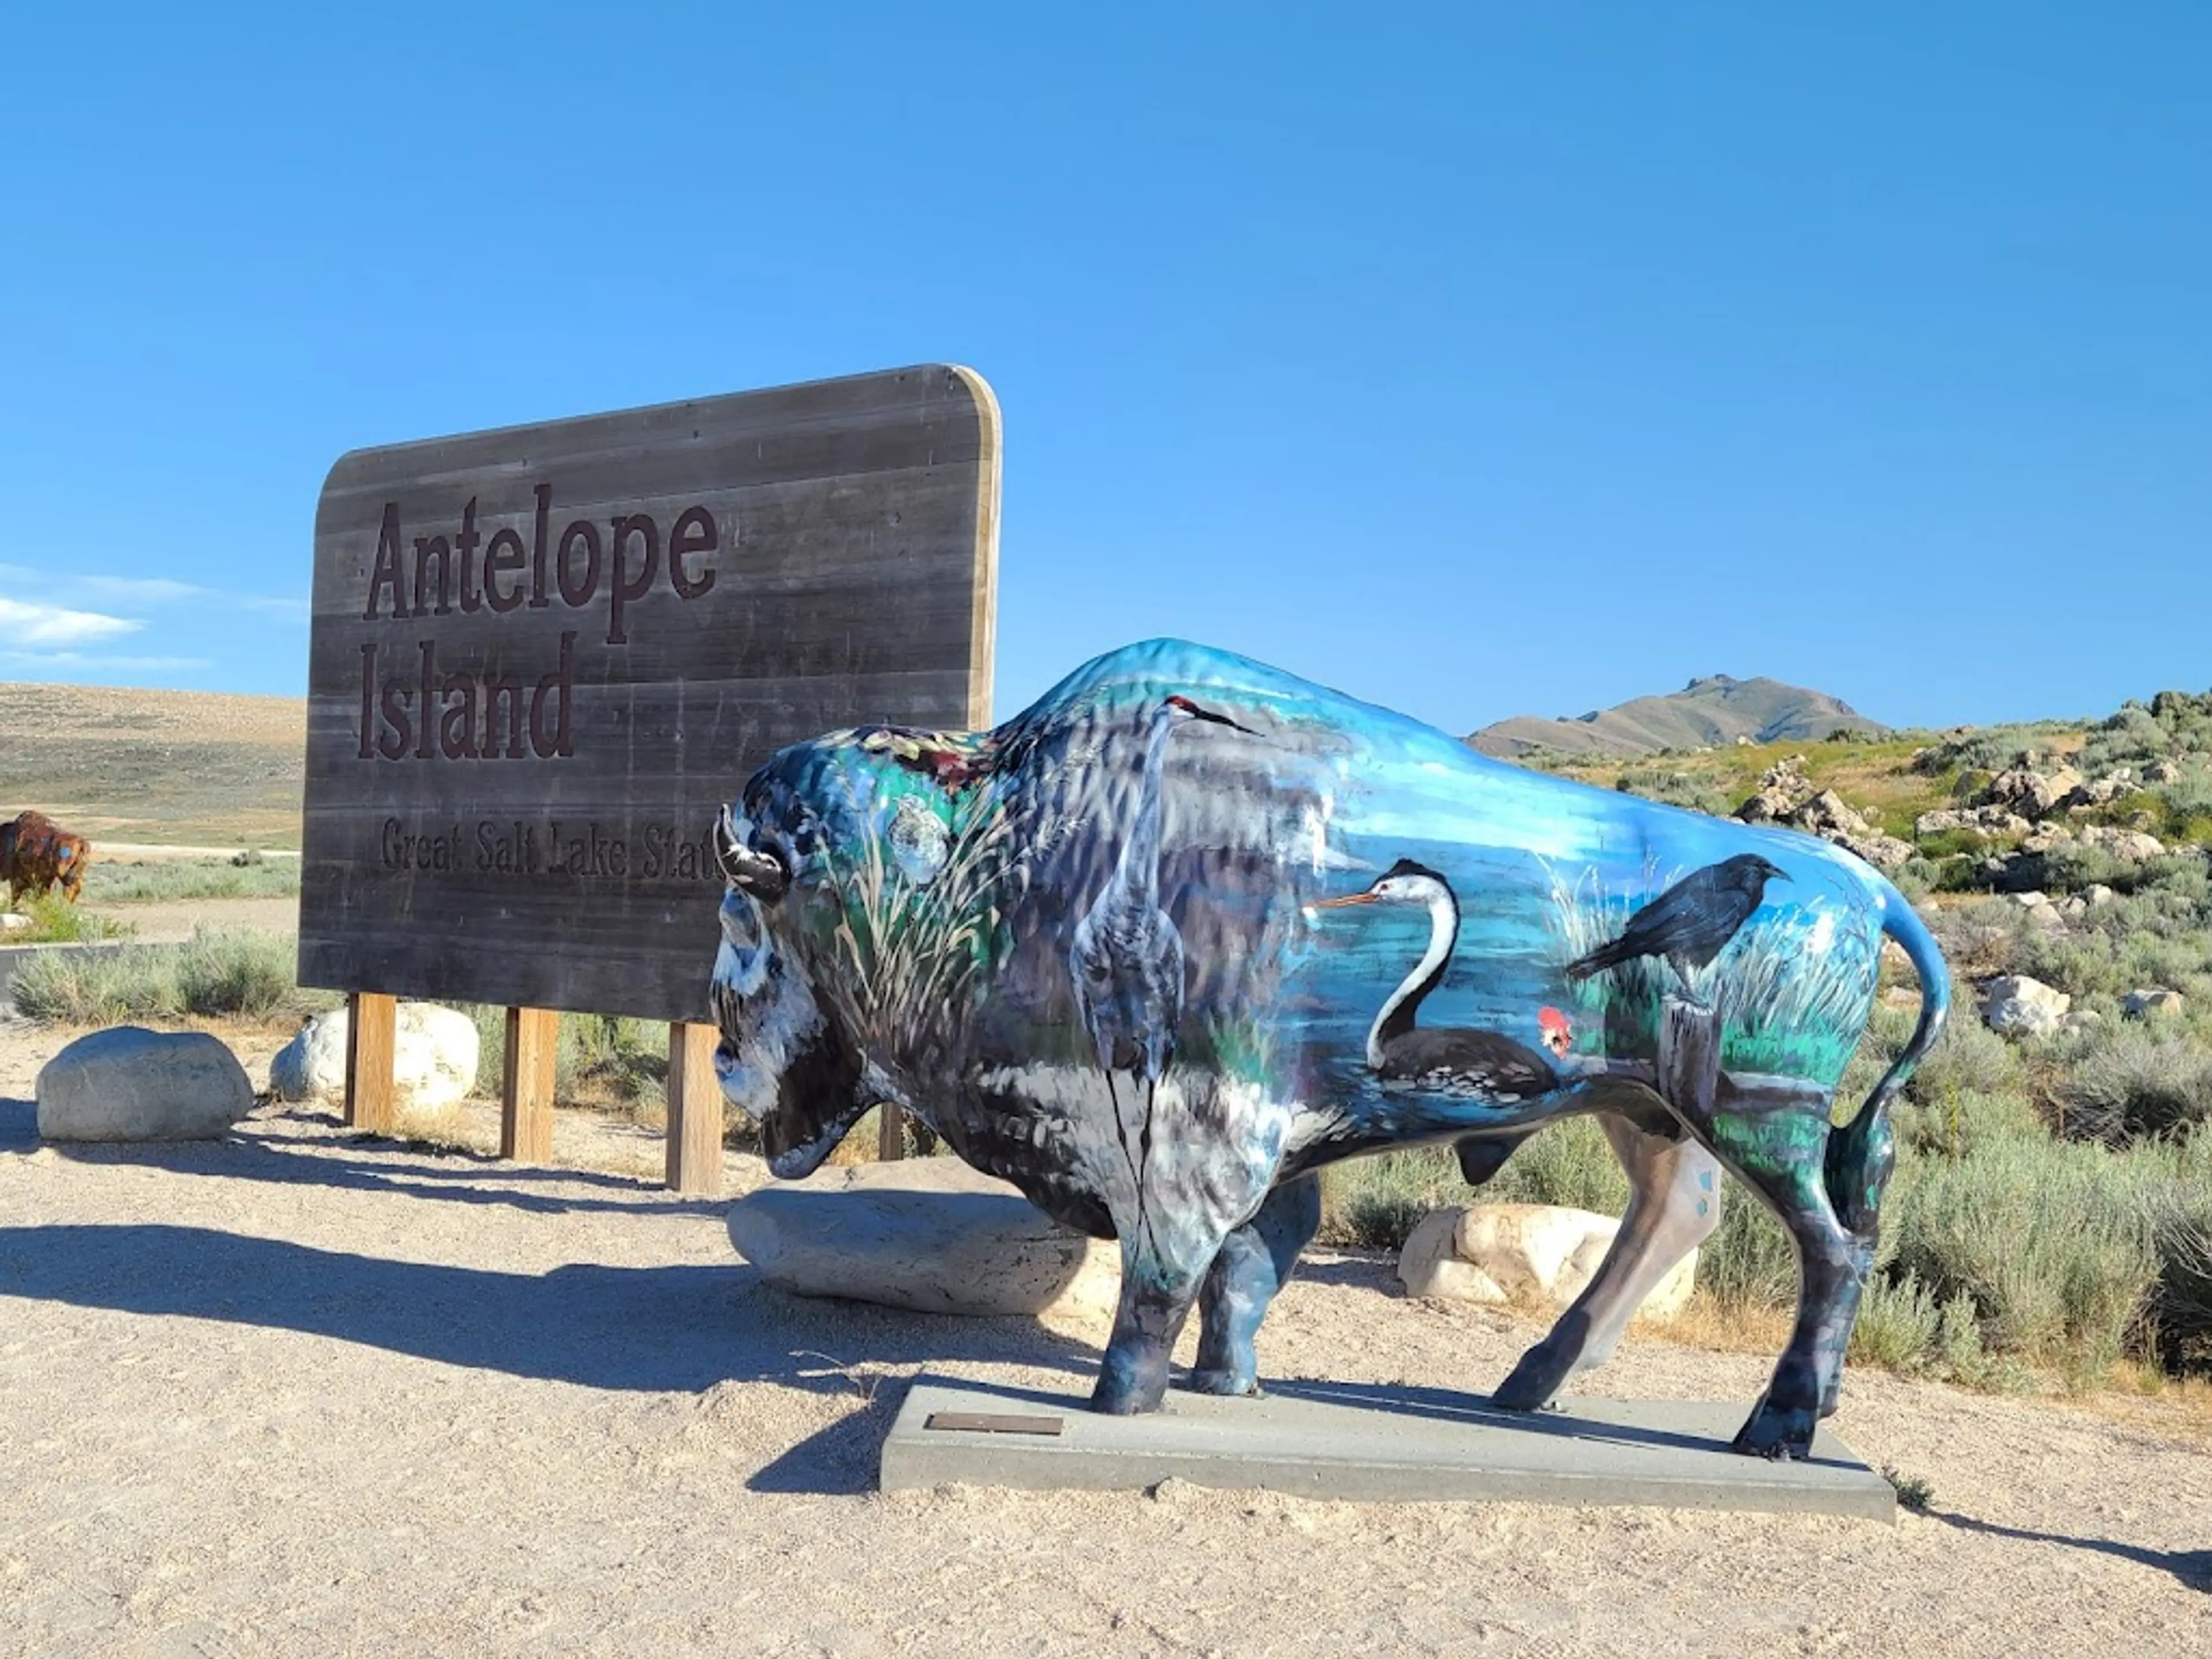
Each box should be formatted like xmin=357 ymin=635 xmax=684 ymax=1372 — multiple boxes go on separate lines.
xmin=2 ymin=810 xmax=92 ymax=906
xmin=707 ymin=639 xmax=1948 ymax=1458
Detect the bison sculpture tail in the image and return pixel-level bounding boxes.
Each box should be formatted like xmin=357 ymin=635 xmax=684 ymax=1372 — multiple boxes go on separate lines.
xmin=1824 ymin=890 xmax=1949 ymax=1237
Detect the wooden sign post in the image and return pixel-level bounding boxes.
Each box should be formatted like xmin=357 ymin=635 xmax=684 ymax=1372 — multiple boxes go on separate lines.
xmin=301 ymin=366 xmax=998 ymax=1188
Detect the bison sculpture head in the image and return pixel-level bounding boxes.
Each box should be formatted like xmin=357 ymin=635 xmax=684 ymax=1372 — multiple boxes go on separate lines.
xmin=707 ymin=772 xmax=873 ymax=1179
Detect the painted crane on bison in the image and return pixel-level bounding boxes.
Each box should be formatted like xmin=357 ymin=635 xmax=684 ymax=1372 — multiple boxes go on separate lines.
xmin=707 ymin=639 xmax=1948 ymax=1459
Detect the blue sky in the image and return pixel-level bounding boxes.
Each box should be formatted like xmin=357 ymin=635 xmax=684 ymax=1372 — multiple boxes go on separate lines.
xmin=3 ymin=5 xmax=2205 ymax=734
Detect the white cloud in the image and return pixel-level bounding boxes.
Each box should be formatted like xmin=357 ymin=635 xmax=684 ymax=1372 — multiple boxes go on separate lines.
xmin=0 ymin=596 xmax=143 ymax=649
xmin=0 ymin=566 xmax=306 ymax=627
xmin=74 ymin=574 xmax=217 ymax=606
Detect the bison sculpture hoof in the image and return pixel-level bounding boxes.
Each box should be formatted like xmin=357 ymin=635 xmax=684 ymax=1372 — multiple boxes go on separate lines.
xmin=1489 ymin=1346 xmax=1574 ymax=1414
xmin=1090 ymin=1353 xmax=1172 ymax=1415
xmin=1183 ymin=1367 xmax=1262 ymax=1397
xmin=1730 ymin=1402 xmax=1819 ymax=1460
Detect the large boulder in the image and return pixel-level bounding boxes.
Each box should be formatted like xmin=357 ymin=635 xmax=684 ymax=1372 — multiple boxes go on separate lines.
xmin=2081 ymin=825 xmax=2167 ymax=863
xmin=1397 ymin=1203 xmax=1696 ymax=1324
xmin=1914 ymin=805 xmax=2032 ymax=838
xmin=2124 ymin=988 xmax=2185 ymax=1021
xmin=268 ymin=1002 xmax=479 ymax=1111
xmin=37 ymin=1027 xmax=252 ymax=1142
xmin=1984 ymin=766 xmax=2084 ymax=820
xmin=726 ymin=1157 xmax=1120 ymax=1319
xmin=1980 ymin=975 xmax=2071 ymax=1037
xmin=1734 ymin=756 xmax=1811 ymax=824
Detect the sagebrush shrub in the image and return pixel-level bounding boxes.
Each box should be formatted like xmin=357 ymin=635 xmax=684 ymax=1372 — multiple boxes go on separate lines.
xmin=2061 ymin=1028 xmax=2212 ymax=1142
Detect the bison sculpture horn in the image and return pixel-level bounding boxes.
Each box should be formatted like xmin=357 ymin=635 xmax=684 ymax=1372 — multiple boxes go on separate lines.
xmin=714 ymin=805 xmax=789 ymax=902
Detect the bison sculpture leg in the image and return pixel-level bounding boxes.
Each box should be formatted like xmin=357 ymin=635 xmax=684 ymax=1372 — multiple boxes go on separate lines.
xmin=1490 ymin=1114 xmax=1724 ymax=1411
xmin=1691 ymin=1097 xmax=1893 ymax=1459
xmin=1094 ymin=1251 xmax=1207 ymax=1415
xmin=1187 ymin=1173 xmax=1322 ymax=1397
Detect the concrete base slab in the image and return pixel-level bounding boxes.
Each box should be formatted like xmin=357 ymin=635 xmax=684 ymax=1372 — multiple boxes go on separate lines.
xmin=881 ymin=1376 xmax=1894 ymax=1521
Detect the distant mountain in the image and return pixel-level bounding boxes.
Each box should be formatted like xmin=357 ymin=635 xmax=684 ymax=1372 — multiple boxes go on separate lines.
xmin=1468 ymin=674 xmax=1890 ymax=759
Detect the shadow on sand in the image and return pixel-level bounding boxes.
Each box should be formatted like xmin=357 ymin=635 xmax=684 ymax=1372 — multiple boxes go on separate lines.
xmin=1927 ymin=1509 xmax=2211 ymax=1594
xmin=0 ymin=1095 xmax=725 ymax=1219
xmin=0 ymin=1214 xmax=1103 ymax=1494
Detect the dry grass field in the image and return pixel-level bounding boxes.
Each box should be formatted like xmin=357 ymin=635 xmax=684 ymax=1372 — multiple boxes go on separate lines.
xmin=0 ymin=681 xmax=304 ymax=849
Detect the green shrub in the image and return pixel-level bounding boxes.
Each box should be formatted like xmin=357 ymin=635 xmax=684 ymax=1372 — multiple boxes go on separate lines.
xmin=1883 ymin=1132 xmax=2162 ymax=1378
xmin=82 ymin=857 xmax=300 ymax=904
xmin=5 ymin=893 xmax=124 ymax=944
xmin=1850 ymin=1272 xmax=1942 ymax=1371
xmin=456 ymin=1004 xmax=669 ymax=1116
xmin=1697 ymin=1177 xmax=1800 ymax=1310
xmin=1904 ymin=1015 xmax=2027 ymax=1107
xmin=9 ymin=945 xmax=170 ymax=1023
xmin=2059 ymin=1027 xmax=2212 ymax=1142
xmin=1893 ymin=1089 xmax=2046 ymax=1160
xmin=1610 ymin=768 xmax=1733 ymax=817
xmin=1482 ymin=1118 xmax=1630 ymax=1213
xmin=2148 ymin=1131 xmax=2212 ymax=1372
xmin=174 ymin=931 xmax=306 ymax=1018
xmin=1321 ymin=1147 xmax=1461 ymax=1250
xmin=10 ymin=930 xmax=332 ymax=1023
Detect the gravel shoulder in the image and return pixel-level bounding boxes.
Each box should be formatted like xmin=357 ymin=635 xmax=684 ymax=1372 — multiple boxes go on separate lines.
xmin=2 ymin=1018 xmax=2209 ymax=1658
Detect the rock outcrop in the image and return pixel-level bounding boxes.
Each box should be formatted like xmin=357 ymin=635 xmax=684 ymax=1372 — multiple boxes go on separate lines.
xmin=1979 ymin=975 xmax=2071 ymax=1038
xmin=1734 ymin=757 xmax=1914 ymax=870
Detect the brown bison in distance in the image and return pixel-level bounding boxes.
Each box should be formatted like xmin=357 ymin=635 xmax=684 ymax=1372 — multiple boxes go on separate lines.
xmin=2 ymin=810 xmax=93 ymax=905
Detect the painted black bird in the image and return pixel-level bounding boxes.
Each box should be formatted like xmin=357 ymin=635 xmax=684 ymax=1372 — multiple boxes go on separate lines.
xmin=1564 ymin=853 xmax=1789 ymax=986
xmin=1314 ymin=859 xmax=1560 ymax=1101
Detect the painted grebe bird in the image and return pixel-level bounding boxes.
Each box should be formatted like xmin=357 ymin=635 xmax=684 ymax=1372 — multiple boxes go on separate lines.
xmin=1313 ymin=858 xmax=1559 ymax=1102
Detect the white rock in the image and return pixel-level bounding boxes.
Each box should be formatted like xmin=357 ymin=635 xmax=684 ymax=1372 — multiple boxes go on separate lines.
xmin=37 ymin=1026 xmax=252 ymax=1142
xmin=0 ymin=912 xmax=30 ymax=933
xmin=2085 ymin=884 xmax=2118 ymax=907
xmin=2078 ymin=826 xmax=2166 ymax=862
xmin=2123 ymin=988 xmax=2185 ymax=1020
xmin=268 ymin=1002 xmax=479 ymax=1112
xmin=1397 ymin=1203 xmax=1696 ymax=1324
xmin=726 ymin=1157 xmax=1120 ymax=1319
xmin=1980 ymin=975 xmax=2071 ymax=1037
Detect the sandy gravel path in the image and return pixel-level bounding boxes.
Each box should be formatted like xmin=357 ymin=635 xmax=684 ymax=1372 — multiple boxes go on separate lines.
xmin=2 ymin=1050 xmax=2208 ymax=1656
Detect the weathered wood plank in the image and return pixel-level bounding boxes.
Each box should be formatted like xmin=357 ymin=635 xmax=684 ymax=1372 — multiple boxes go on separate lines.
xmin=501 ymin=1006 xmax=557 ymax=1161
xmin=298 ymin=365 xmax=999 ymax=1024
xmin=665 ymin=1021 xmax=722 ymax=1194
xmin=345 ymin=991 xmax=397 ymax=1132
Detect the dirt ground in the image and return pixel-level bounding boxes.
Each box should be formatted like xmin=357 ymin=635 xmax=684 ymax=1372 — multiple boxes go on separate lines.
xmin=3 ymin=1015 xmax=2209 ymax=1658
xmin=80 ymin=897 xmax=302 ymax=946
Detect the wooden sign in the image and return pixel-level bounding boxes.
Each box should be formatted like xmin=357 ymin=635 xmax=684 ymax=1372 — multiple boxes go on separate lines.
xmin=300 ymin=365 xmax=999 ymax=1023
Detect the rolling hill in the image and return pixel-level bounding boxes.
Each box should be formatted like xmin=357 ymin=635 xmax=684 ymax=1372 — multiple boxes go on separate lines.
xmin=1469 ymin=673 xmax=1891 ymax=759
xmin=0 ymin=681 xmax=305 ymax=848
